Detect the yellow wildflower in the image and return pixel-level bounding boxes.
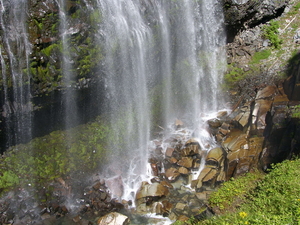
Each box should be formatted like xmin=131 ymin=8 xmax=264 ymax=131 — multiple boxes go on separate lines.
xmin=239 ymin=211 xmax=248 ymax=218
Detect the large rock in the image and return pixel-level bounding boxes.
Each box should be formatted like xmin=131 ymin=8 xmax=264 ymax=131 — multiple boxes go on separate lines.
xmin=97 ymin=212 xmax=130 ymax=225
xmin=136 ymin=182 xmax=169 ymax=200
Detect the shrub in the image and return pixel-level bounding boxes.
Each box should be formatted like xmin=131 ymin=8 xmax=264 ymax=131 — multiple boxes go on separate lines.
xmin=262 ymin=21 xmax=283 ymax=49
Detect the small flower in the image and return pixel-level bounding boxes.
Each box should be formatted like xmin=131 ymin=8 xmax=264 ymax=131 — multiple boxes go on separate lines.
xmin=245 ymin=221 xmax=249 ymax=224
xmin=239 ymin=211 xmax=248 ymax=218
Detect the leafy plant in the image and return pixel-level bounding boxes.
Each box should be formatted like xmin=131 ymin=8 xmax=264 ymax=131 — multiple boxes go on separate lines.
xmin=262 ymin=20 xmax=283 ymax=49
xmin=223 ymin=65 xmax=245 ymax=89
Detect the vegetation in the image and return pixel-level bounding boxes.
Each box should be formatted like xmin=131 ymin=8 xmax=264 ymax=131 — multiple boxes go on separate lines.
xmin=0 ymin=116 xmax=111 ymax=194
xmin=174 ymin=158 xmax=300 ymax=224
xmin=223 ymin=65 xmax=246 ymax=89
xmin=250 ymin=49 xmax=271 ymax=64
xmin=292 ymin=104 xmax=300 ymax=119
xmin=262 ymin=20 xmax=283 ymax=49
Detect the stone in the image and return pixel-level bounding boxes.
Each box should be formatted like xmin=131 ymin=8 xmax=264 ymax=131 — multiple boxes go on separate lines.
xmin=207 ymin=118 xmax=222 ymax=128
xmin=165 ymin=167 xmax=180 ymax=181
xmin=196 ymin=192 xmax=207 ymax=200
xmin=206 ymin=147 xmax=225 ymax=168
xmin=177 ymin=157 xmax=193 ymax=168
xmin=175 ymin=119 xmax=184 ymax=128
xmin=97 ymin=212 xmax=130 ymax=225
xmin=217 ymin=111 xmax=228 ymax=118
xmin=136 ymin=182 xmax=169 ymax=200
xmin=182 ymin=139 xmax=201 ymax=156
xmin=165 ymin=147 xmax=174 ymax=157
xmin=255 ymin=86 xmax=277 ymax=100
xmin=175 ymin=202 xmax=186 ymax=211
xmin=178 ymin=167 xmax=189 ymax=175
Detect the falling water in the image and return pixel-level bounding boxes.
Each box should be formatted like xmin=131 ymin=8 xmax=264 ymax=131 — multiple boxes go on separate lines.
xmin=96 ymin=0 xmax=226 ymax=200
xmin=0 ymin=0 xmax=226 ymax=213
xmin=0 ymin=0 xmax=32 ymax=151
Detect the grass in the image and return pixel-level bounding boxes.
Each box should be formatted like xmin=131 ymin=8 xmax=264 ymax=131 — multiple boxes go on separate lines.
xmin=250 ymin=49 xmax=271 ymax=64
xmin=194 ymin=158 xmax=300 ymax=224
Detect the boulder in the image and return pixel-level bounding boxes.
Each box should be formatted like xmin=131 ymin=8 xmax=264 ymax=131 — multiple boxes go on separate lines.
xmin=182 ymin=139 xmax=201 ymax=156
xmin=97 ymin=212 xmax=130 ymax=225
xmin=206 ymin=147 xmax=226 ymax=169
xmin=165 ymin=167 xmax=180 ymax=181
xmin=177 ymin=157 xmax=194 ymax=168
xmin=136 ymin=182 xmax=169 ymax=200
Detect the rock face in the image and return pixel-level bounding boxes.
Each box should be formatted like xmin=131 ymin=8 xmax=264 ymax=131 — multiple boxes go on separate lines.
xmin=224 ymin=0 xmax=290 ymax=40
xmin=218 ymin=85 xmax=300 ymax=175
xmin=135 ymin=84 xmax=300 ymax=222
xmin=284 ymin=52 xmax=300 ymax=101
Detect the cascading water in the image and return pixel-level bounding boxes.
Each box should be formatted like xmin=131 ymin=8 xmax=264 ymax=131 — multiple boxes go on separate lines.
xmin=96 ymin=0 xmax=226 ymax=201
xmin=0 ymin=0 xmax=32 ymax=151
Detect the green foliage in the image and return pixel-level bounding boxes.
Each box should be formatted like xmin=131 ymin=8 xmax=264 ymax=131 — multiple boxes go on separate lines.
xmin=40 ymin=43 xmax=61 ymax=57
xmin=0 ymin=116 xmax=111 ymax=195
xmin=292 ymin=105 xmax=300 ymax=118
xmin=201 ymin=158 xmax=300 ymax=224
xmin=223 ymin=65 xmax=245 ymax=89
xmin=262 ymin=20 xmax=283 ymax=49
xmin=208 ymin=171 xmax=264 ymax=211
xmin=251 ymin=49 xmax=271 ymax=64
xmin=0 ymin=171 xmax=19 ymax=190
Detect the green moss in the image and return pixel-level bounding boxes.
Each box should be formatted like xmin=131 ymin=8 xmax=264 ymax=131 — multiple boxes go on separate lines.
xmin=0 ymin=171 xmax=20 ymax=190
xmin=251 ymin=49 xmax=271 ymax=64
xmin=291 ymin=105 xmax=300 ymax=119
xmin=0 ymin=115 xmax=112 ymax=195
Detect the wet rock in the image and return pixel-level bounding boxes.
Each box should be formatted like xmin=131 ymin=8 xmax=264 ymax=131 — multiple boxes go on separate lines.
xmin=136 ymin=182 xmax=169 ymax=200
xmin=175 ymin=119 xmax=184 ymax=129
xmin=165 ymin=147 xmax=175 ymax=157
xmin=178 ymin=167 xmax=189 ymax=175
xmin=165 ymin=167 xmax=180 ymax=181
xmin=234 ymin=103 xmax=251 ymax=128
xmin=177 ymin=157 xmax=194 ymax=168
xmin=97 ymin=212 xmax=130 ymax=225
xmin=207 ymin=118 xmax=222 ymax=128
xmin=217 ymin=111 xmax=228 ymax=118
xmin=206 ymin=147 xmax=225 ymax=168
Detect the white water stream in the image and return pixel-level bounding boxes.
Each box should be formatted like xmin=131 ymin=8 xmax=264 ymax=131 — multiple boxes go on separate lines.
xmin=96 ymin=0 xmax=227 ymax=203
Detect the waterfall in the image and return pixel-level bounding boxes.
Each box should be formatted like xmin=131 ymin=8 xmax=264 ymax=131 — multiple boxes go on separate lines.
xmin=0 ymin=0 xmax=32 ymax=151
xmin=0 ymin=0 xmax=226 ymax=210
xmin=96 ymin=0 xmax=226 ymax=200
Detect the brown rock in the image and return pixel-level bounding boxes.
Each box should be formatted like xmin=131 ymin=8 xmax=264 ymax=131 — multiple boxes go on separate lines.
xmin=165 ymin=167 xmax=180 ymax=181
xmin=177 ymin=157 xmax=193 ymax=168
xmin=178 ymin=167 xmax=189 ymax=175
xmin=207 ymin=118 xmax=222 ymax=128
xmin=136 ymin=182 xmax=169 ymax=200
xmin=165 ymin=147 xmax=175 ymax=157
